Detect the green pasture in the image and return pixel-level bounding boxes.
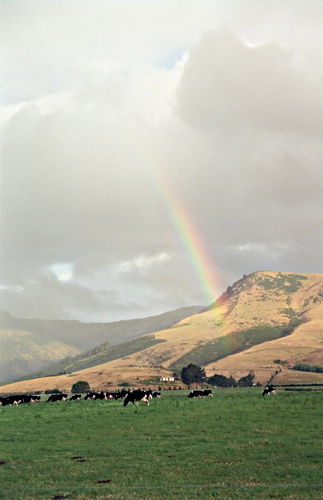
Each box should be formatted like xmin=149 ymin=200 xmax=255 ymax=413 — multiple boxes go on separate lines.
xmin=1 ymin=389 xmax=322 ymax=499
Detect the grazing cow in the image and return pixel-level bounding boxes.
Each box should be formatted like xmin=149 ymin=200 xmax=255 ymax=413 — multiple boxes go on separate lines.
xmin=113 ymin=392 xmax=124 ymax=400
xmin=0 ymin=396 xmax=13 ymax=406
xmin=31 ymin=395 xmax=41 ymax=402
xmin=84 ymin=392 xmax=98 ymax=400
xmin=47 ymin=393 xmax=68 ymax=402
xmin=105 ymin=392 xmax=116 ymax=400
xmin=262 ymin=385 xmax=276 ymax=396
xmin=188 ymin=389 xmax=213 ymax=398
xmin=21 ymin=395 xmax=40 ymax=404
xmin=105 ymin=392 xmax=125 ymax=400
xmin=69 ymin=394 xmax=82 ymax=401
xmin=0 ymin=394 xmax=40 ymax=405
xmin=84 ymin=391 xmax=108 ymax=400
xmin=2 ymin=395 xmax=23 ymax=405
xmin=123 ymin=390 xmax=151 ymax=407
xmin=97 ymin=391 xmax=108 ymax=400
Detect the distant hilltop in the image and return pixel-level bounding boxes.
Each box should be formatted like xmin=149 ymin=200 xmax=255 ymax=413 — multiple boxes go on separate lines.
xmin=1 ymin=271 xmax=323 ymax=393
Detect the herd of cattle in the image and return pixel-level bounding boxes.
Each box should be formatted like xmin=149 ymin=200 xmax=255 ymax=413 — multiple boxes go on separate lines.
xmin=0 ymin=389 xmax=162 ymax=407
xmin=0 ymin=385 xmax=276 ymax=407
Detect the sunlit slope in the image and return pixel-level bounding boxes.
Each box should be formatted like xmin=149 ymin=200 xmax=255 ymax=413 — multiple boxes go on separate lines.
xmin=1 ymin=271 xmax=323 ymax=392
xmin=204 ymin=274 xmax=323 ymax=384
xmin=0 ymin=309 xmax=224 ymax=393
xmin=205 ymin=319 xmax=323 ymax=384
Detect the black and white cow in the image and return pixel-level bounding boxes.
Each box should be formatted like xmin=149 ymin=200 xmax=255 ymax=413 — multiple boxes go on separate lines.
xmin=21 ymin=395 xmax=40 ymax=404
xmin=0 ymin=394 xmax=41 ymax=405
xmin=84 ymin=392 xmax=98 ymax=400
xmin=188 ymin=389 xmax=213 ymax=398
xmin=106 ymin=391 xmax=125 ymax=400
xmin=0 ymin=396 xmax=17 ymax=406
xmin=69 ymin=394 xmax=82 ymax=401
xmin=1 ymin=395 xmax=23 ymax=405
xmin=123 ymin=390 xmax=152 ymax=407
xmin=47 ymin=393 xmax=68 ymax=402
xmin=262 ymin=385 xmax=276 ymax=396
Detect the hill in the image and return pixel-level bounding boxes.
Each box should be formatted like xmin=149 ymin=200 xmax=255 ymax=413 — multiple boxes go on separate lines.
xmin=0 ymin=306 xmax=203 ymax=383
xmin=1 ymin=271 xmax=323 ymax=393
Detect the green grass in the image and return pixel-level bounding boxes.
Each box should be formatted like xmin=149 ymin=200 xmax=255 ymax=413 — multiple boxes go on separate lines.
xmin=1 ymin=390 xmax=322 ymax=499
xmin=260 ymin=273 xmax=308 ymax=294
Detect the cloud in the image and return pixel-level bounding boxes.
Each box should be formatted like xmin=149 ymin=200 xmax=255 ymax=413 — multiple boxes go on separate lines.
xmin=118 ymin=253 xmax=171 ymax=274
xmin=176 ymin=30 xmax=323 ymax=135
xmin=1 ymin=1 xmax=323 ymax=321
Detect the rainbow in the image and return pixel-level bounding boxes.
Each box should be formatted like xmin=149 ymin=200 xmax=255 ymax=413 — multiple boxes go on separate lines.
xmin=151 ymin=169 xmax=220 ymax=307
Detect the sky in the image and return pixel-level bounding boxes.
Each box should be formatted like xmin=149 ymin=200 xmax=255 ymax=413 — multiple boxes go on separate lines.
xmin=1 ymin=0 xmax=323 ymax=322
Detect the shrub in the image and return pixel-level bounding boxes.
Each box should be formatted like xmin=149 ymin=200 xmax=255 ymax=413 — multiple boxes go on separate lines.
xmin=71 ymin=380 xmax=90 ymax=393
xmin=238 ymin=371 xmax=255 ymax=387
xmin=292 ymin=363 xmax=323 ymax=373
xmin=207 ymin=374 xmax=237 ymax=387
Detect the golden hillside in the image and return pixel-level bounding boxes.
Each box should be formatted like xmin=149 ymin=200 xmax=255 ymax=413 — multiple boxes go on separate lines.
xmin=1 ymin=271 xmax=323 ymax=393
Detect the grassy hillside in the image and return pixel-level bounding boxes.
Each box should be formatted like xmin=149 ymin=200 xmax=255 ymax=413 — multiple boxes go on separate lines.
xmin=33 ymin=335 xmax=166 ymax=377
xmin=0 ymin=306 xmax=203 ymax=383
xmin=170 ymin=320 xmax=302 ymax=371
xmin=1 ymin=271 xmax=323 ymax=392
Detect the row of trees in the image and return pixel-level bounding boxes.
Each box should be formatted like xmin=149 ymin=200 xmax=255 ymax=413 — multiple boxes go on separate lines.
xmin=49 ymin=367 xmax=255 ymax=395
xmin=293 ymin=363 xmax=323 ymax=373
xmin=180 ymin=363 xmax=256 ymax=387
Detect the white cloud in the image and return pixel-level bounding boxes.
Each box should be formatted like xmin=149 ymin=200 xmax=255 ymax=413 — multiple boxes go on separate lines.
xmin=119 ymin=252 xmax=172 ymax=273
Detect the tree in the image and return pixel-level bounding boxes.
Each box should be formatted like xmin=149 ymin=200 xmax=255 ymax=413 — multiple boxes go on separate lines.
xmin=181 ymin=363 xmax=206 ymax=385
xmin=71 ymin=380 xmax=90 ymax=393
xmin=228 ymin=376 xmax=238 ymax=388
xmin=207 ymin=374 xmax=237 ymax=388
xmin=237 ymin=371 xmax=255 ymax=387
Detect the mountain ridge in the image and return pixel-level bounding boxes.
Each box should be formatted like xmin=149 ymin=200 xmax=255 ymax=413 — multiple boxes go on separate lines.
xmin=1 ymin=271 xmax=323 ymax=392
xmin=0 ymin=306 xmax=204 ymax=383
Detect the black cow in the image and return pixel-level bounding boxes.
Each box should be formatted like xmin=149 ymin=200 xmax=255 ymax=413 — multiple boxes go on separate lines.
xmin=84 ymin=391 xmax=108 ymax=400
xmin=105 ymin=392 xmax=117 ymax=400
xmin=47 ymin=393 xmax=68 ymax=402
xmin=123 ymin=390 xmax=151 ymax=407
xmin=1 ymin=395 xmax=23 ymax=405
xmin=1 ymin=396 xmax=20 ymax=406
xmin=262 ymin=385 xmax=276 ymax=396
xmin=69 ymin=394 xmax=82 ymax=401
xmin=21 ymin=395 xmax=40 ymax=404
xmin=188 ymin=389 xmax=213 ymax=398
xmin=84 ymin=392 xmax=98 ymax=400
xmin=106 ymin=392 xmax=124 ymax=400
xmin=97 ymin=391 xmax=108 ymax=400
xmin=119 ymin=389 xmax=129 ymax=398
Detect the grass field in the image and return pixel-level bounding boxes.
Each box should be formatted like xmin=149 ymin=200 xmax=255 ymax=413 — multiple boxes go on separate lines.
xmin=1 ymin=389 xmax=322 ymax=499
